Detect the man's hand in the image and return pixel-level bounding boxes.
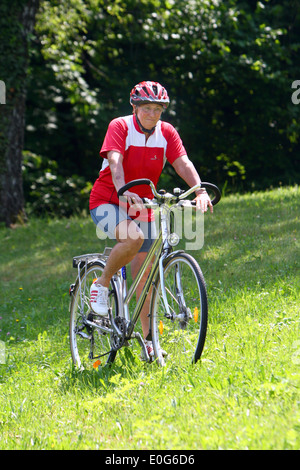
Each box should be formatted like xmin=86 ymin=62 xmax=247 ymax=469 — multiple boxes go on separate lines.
xmin=123 ymin=190 xmax=144 ymax=210
xmin=193 ymin=191 xmax=213 ymax=213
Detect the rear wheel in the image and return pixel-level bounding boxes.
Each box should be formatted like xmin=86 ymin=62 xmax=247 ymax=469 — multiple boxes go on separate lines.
xmin=69 ymin=261 xmax=119 ymax=369
xmin=150 ymin=253 xmax=208 ymax=366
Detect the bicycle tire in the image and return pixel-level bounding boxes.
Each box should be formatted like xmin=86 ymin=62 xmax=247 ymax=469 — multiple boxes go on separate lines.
xmin=150 ymin=252 xmax=208 ymax=366
xmin=69 ymin=261 xmax=119 ymax=369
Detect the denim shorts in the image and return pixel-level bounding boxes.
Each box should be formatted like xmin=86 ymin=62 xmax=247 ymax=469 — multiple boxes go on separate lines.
xmin=90 ymin=204 xmax=157 ymax=252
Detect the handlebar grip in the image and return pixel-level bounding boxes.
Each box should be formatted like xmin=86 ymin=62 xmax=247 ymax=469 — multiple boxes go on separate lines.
xmin=117 ymin=179 xmax=151 ymax=197
xmin=200 ymin=182 xmax=221 ymax=206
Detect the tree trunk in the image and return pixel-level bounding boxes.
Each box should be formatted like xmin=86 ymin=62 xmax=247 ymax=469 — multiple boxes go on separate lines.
xmin=0 ymin=0 xmax=40 ymax=227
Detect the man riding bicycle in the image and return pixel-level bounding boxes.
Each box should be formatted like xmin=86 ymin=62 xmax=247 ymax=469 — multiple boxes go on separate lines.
xmin=89 ymin=80 xmax=212 ymax=358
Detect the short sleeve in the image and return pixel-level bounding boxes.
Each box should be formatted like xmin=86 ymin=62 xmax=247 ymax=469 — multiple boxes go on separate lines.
xmin=162 ymin=122 xmax=187 ymax=164
xmin=100 ymin=118 xmax=128 ymax=158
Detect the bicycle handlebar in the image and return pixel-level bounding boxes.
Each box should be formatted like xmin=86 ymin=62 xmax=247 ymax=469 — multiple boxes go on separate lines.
xmin=117 ymin=179 xmax=152 ymax=197
xmin=117 ymin=179 xmax=221 ymax=206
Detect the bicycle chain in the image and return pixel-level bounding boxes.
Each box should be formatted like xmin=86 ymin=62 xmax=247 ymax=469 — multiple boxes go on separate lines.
xmin=111 ymin=317 xmax=127 ymax=351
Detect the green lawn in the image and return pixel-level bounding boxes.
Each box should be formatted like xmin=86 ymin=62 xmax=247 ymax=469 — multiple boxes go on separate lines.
xmin=0 ymin=185 xmax=299 ymax=449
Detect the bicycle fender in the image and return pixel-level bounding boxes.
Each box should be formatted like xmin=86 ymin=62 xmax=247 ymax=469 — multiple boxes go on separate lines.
xmin=163 ymin=250 xmax=185 ymax=265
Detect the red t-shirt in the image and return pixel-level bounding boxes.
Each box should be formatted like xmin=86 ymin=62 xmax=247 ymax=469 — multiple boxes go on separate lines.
xmin=89 ymin=114 xmax=186 ymax=219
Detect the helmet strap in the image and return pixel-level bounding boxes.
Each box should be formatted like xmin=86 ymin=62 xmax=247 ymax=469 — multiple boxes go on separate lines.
xmin=135 ymin=112 xmax=156 ymax=134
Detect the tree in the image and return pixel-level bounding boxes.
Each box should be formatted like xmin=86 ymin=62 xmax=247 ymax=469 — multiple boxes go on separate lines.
xmin=0 ymin=0 xmax=40 ymax=226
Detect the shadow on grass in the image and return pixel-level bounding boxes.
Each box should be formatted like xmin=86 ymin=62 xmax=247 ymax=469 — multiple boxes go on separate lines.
xmin=59 ymin=347 xmax=146 ymax=394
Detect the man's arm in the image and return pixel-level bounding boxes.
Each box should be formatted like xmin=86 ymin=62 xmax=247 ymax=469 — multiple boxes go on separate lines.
xmin=172 ymin=155 xmax=213 ymax=213
xmin=107 ymin=150 xmax=144 ymax=207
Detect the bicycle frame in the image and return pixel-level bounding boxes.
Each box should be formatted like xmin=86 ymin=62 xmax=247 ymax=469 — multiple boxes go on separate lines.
xmin=72 ymin=208 xmax=168 ymax=345
xmin=121 ymin=230 xmax=163 ymax=337
xmin=114 ymin=183 xmax=200 ymax=340
xmin=72 ymin=180 xmax=220 ymax=348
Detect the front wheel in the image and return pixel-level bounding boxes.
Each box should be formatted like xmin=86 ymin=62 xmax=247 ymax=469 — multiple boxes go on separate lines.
xmin=150 ymin=253 xmax=208 ymax=366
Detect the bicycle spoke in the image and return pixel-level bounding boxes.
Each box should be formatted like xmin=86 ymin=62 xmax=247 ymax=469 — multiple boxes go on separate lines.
xmin=69 ymin=262 xmax=118 ymax=369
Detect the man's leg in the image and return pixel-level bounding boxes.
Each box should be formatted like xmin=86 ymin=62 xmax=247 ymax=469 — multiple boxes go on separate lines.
xmin=96 ymin=219 xmax=144 ymax=288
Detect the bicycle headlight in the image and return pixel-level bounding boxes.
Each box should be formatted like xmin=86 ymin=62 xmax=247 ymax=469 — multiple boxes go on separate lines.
xmin=168 ymin=232 xmax=180 ymax=246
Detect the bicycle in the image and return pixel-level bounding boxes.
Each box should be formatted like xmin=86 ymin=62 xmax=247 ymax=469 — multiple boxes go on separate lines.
xmin=69 ymin=179 xmax=221 ymax=369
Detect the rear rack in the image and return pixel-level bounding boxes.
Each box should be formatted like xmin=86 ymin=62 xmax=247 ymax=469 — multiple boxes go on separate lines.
xmin=72 ymin=247 xmax=112 ymax=268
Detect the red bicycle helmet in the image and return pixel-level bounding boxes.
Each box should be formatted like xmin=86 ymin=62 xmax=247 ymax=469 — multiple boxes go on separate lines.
xmin=130 ymin=81 xmax=170 ymax=109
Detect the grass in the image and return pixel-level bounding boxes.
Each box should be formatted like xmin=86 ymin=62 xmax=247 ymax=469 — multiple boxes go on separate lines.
xmin=0 ymin=185 xmax=299 ymax=450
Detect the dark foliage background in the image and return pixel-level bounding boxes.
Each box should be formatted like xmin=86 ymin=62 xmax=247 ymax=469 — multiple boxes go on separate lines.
xmin=7 ymin=0 xmax=300 ymax=216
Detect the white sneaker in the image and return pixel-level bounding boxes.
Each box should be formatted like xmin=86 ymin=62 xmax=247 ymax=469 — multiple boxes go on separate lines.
xmin=142 ymin=340 xmax=167 ymax=362
xmin=144 ymin=340 xmax=155 ymax=361
xmin=90 ymin=282 xmax=108 ymax=316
